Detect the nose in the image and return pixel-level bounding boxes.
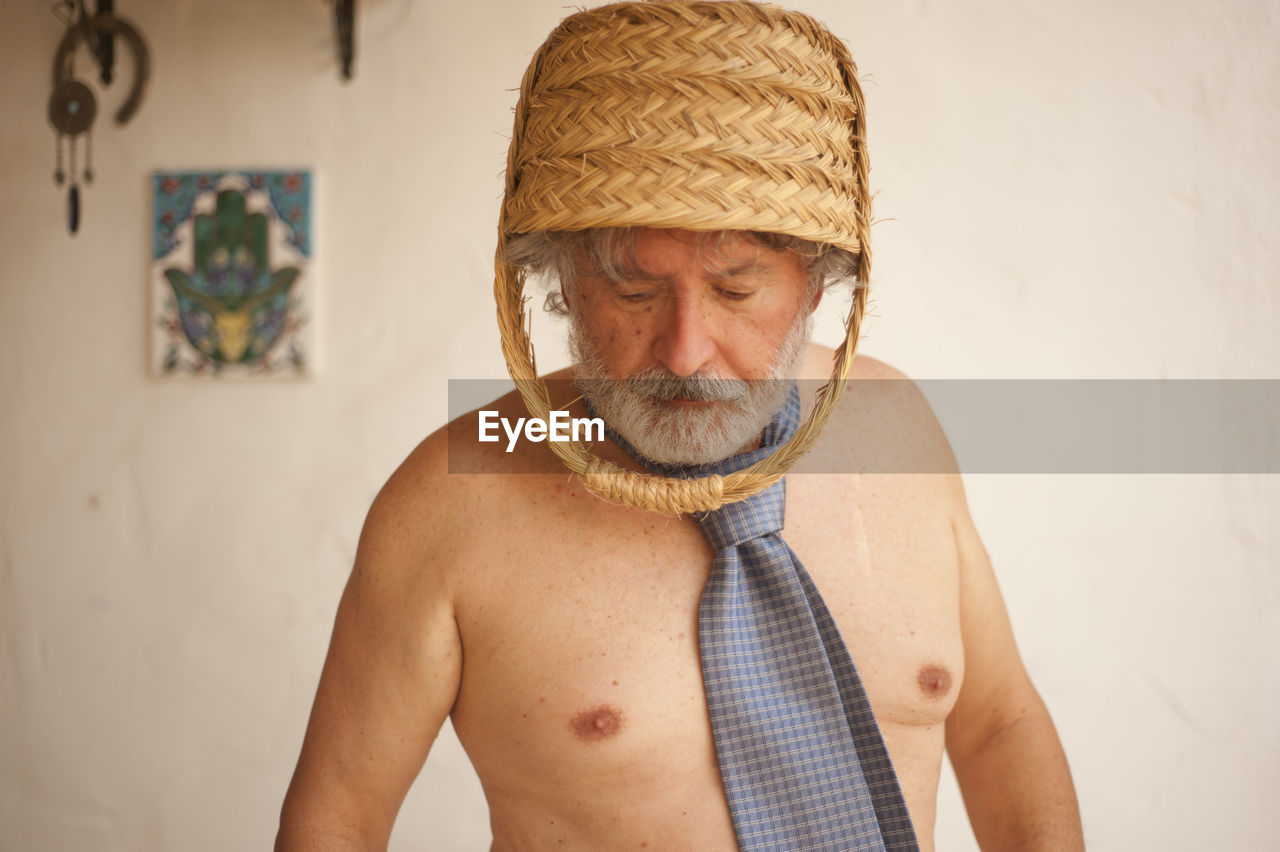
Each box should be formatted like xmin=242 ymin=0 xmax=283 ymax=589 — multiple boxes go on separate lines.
xmin=652 ymin=294 xmax=717 ymax=377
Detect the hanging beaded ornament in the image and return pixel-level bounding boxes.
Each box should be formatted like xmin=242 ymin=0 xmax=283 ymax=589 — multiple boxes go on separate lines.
xmin=48 ymin=77 xmax=96 ymax=233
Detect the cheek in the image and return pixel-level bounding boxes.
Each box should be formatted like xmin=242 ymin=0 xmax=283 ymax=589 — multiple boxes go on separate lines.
xmin=724 ymin=305 xmax=806 ymax=372
xmin=740 ymin=301 xmax=798 ymax=338
xmin=579 ymin=304 xmax=649 ymax=361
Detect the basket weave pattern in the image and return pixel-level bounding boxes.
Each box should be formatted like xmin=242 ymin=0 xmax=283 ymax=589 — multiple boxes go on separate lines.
xmin=494 ymin=1 xmax=871 ymax=514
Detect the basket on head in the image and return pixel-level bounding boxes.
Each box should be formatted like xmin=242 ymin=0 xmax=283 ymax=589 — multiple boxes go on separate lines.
xmin=494 ymin=0 xmax=871 ymax=514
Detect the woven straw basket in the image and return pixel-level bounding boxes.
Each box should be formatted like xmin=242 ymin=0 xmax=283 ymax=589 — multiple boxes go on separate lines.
xmin=494 ymin=0 xmax=870 ymax=514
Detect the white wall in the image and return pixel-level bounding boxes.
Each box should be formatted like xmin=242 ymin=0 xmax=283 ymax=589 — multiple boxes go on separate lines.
xmin=1 ymin=1 xmax=1276 ymax=850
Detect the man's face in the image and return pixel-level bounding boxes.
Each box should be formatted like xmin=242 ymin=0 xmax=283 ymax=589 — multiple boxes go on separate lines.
xmin=567 ymin=228 xmax=817 ymax=465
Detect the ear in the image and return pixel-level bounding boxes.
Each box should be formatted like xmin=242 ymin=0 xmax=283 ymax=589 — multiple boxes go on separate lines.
xmin=560 ymin=282 xmax=573 ymax=311
xmin=808 ymin=286 xmax=823 ymax=313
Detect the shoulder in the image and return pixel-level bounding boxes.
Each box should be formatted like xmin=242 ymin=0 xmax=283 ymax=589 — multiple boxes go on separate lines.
xmin=797 ymin=345 xmax=960 ymax=479
xmin=361 ymin=382 xmax=578 ymax=566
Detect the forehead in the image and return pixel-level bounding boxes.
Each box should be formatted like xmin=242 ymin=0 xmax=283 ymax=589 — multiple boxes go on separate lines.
xmin=572 ymin=227 xmax=798 ymax=281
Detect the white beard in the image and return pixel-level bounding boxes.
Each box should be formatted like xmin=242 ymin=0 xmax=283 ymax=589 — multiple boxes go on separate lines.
xmin=570 ymin=310 xmax=812 ymax=466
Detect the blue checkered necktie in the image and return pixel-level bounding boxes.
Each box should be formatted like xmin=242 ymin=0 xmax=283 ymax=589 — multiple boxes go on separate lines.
xmin=601 ymin=384 xmax=918 ymax=851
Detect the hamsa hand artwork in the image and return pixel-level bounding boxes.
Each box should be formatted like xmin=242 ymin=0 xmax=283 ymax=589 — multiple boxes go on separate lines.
xmin=152 ymin=170 xmax=314 ymax=378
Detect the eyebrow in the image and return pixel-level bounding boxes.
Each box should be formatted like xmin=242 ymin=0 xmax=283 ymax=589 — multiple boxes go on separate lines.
xmin=711 ymin=261 xmax=765 ymax=278
xmin=604 ymin=260 xmax=766 ymax=285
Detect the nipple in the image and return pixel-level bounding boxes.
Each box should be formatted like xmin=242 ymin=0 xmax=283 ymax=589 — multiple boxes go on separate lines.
xmin=570 ymin=705 xmax=624 ymax=742
xmin=917 ymin=665 xmax=953 ymax=699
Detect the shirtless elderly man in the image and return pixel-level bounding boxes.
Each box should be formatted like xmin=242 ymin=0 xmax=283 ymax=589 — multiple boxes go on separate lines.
xmin=278 ymin=2 xmax=1083 ymax=849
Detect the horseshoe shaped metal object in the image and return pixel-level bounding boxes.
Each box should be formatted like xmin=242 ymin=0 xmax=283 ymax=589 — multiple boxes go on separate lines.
xmin=52 ymin=10 xmax=150 ymax=125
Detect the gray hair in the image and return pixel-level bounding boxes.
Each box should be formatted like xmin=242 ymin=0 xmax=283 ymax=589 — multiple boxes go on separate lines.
xmin=503 ymin=228 xmax=862 ymax=315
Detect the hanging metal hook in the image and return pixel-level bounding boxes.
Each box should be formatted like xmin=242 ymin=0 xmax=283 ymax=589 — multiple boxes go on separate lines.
xmin=333 ymin=0 xmax=355 ymax=81
xmin=90 ymin=0 xmax=117 ymax=86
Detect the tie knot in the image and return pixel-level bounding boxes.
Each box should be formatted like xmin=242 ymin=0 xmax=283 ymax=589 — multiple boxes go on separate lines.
xmin=693 ymin=478 xmax=786 ymax=548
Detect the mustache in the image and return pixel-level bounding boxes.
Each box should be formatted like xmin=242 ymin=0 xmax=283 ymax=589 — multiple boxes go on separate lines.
xmin=580 ymin=369 xmax=751 ymax=402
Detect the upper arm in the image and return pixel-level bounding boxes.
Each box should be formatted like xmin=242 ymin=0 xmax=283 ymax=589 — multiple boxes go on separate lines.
xmin=944 ymin=483 xmax=1043 ymax=764
xmin=278 ymin=433 xmax=464 ymax=850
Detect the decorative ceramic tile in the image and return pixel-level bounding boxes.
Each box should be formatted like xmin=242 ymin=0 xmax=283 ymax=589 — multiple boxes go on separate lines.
xmin=151 ymin=169 xmax=315 ymax=378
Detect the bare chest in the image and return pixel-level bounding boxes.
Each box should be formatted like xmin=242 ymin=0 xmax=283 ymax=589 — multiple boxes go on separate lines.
xmin=447 ymin=473 xmax=963 ymax=840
